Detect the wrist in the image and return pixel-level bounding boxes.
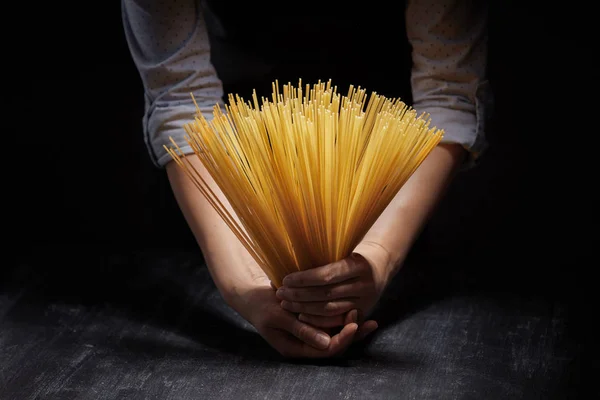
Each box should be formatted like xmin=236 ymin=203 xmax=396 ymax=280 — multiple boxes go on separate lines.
xmin=353 ymin=240 xmax=405 ymax=291
xmin=221 ymin=278 xmax=265 ymax=322
xmin=202 ymin=242 xmax=270 ymax=312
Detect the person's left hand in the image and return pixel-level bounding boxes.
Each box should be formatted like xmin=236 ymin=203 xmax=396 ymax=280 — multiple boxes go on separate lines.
xmin=275 ymin=249 xmax=390 ymax=332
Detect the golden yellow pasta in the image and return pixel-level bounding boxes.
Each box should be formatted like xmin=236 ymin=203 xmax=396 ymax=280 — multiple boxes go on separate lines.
xmin=165 ymin=79 xmax=443 ymax=287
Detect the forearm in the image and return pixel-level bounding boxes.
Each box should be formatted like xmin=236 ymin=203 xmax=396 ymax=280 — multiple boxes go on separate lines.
xmin=354 ymin=143 xmax=467 ymax=281
xmin=166 ymin=155 xmax=267 ymax=307
xmin=354 ymin=1 xmax=488 ymax=283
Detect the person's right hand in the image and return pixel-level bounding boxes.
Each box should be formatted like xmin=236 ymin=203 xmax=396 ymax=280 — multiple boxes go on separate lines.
xmin=236 ymin=278 xmax=359 ymax=358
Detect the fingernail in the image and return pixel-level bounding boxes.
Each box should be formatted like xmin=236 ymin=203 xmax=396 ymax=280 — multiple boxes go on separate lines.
xmin=276 ymin=288 xmax=284 ymax=298
xmin=316 ymin=333 xmax=330 ymax=348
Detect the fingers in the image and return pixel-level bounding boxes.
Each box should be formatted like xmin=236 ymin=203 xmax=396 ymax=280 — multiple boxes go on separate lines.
xmin=327 ymin=322 xmax=358 ymax=355
xmin=282 ymin=258 xmax=365 ymax=287
xmin=267 ymin=321 xmax=358 ymax=359
xmin=276 ymin=280 xmax=362 ymax=302
xmin=305 ymin=322 xmax=358 ymax=357
xmin=298 ymin=313 xmax=347 ymax=328
xmin=346 ymin=309 xmax=378 ymax=342
xmin=285 ymin=315 xmax=332 ymax=350
xmin=355 ymin=320 xmax=378 ymax=342
xmin=281 ymin=299 xmax=356 ymax=317
xmin=298 ymin=310 xmax=378 ymax=342
xmin=345 ymin=309 xmax=359 ymax=325
xmin=294 ymin=310 xmax=357 ymax=329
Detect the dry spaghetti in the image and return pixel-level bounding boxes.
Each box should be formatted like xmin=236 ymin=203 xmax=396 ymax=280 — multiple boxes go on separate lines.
xmin=165 ymin=80 xmax=443 ymax=287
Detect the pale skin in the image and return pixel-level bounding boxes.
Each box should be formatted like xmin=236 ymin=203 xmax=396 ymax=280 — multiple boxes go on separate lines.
xmin=166 ymin=143 xmax=466 ymax=358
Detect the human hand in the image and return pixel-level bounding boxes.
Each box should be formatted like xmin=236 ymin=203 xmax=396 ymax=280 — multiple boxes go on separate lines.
xmin=237 ymin=278 xmax=359 ymax=358
xmin=276 ymin=249 xmax=390 ymax=337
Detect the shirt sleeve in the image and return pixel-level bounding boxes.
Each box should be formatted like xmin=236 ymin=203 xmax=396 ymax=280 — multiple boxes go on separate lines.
xmin=121 ymin=0 xmax=224 ymax=167
xmin=406 ymin=0 xmax=492 ymax=167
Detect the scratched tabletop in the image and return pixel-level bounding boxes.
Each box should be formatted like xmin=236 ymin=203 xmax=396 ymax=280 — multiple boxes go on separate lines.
xmin=0 ymin=245 xmax=589 ymax=399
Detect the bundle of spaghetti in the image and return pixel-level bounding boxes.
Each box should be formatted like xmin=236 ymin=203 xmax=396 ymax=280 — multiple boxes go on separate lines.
xmin=165 ymin=80 xmax=443 ymax=287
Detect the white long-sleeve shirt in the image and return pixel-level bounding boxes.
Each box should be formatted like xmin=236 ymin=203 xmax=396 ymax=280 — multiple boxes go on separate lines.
xmin=122 ymin=0 xmax=491 ymax=168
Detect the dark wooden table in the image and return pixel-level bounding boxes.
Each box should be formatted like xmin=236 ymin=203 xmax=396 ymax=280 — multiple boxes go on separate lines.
xmin=0 ymin=244 xmax=591 ymax=399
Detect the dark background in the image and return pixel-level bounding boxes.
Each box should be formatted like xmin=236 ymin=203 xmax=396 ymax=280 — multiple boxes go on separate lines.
xmin=4 ymin=1 xmax=596 ymax=397
xmin=9 ymin=0 xmax=591 ymax=294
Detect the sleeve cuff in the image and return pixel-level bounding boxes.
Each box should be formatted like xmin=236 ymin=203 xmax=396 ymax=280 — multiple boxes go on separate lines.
xmin=415 ymin=80 xmax=493 ymax=169
xmin=145 ymin=101 xmax=222 ymax=168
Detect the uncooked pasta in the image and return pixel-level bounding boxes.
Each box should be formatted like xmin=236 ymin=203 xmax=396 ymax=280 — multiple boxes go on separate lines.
xmin=165 ymin=80 xmax=443 ymax=287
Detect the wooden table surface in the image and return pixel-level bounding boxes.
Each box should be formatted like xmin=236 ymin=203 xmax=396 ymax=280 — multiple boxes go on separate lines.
xmin=0 ymin=245 xmax=590 ymax=399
